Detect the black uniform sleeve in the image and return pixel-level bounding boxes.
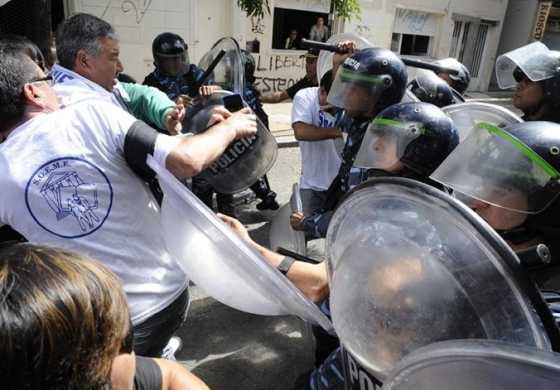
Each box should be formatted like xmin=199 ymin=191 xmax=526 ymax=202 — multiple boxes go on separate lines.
xmin=123 ymin=120 xmax=159 ymax=182
xmin=286 ymin=77 xmax=318 ymax=99
xmin=286 ymin=77 xmax=307 ymax=99
xmin=133 ymin=356 xmax=162 ymax=390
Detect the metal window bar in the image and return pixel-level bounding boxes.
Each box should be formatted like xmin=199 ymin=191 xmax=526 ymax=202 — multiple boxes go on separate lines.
xmin=450 ymin=20 xmax=462 ymax=58
xmin=458 ymin=22 xmax=471 ymax=62
xmin=471 ymin=24 xmax=489 ymax=77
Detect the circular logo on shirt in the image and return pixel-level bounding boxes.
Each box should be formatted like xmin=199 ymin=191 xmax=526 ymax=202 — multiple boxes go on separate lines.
xmin=25 ymin=157 xmax=113 ymax=239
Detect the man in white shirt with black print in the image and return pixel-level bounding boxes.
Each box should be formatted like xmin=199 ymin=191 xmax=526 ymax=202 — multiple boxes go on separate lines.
xmin=291 ymin=70 xmax=342 ymax=218
xmin=0 ymin=51 xmax=257 ymax=358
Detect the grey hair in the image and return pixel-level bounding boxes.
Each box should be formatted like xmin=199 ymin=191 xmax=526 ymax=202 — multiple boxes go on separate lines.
xmin=56 ymin=13 xmax=117 ymax=70
xmin=0 ymin=51 xmax=41 ymax=132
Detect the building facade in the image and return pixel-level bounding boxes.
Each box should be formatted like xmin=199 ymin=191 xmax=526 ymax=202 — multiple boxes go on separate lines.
xmin=61 ymin=0 xmax=509 ymax=92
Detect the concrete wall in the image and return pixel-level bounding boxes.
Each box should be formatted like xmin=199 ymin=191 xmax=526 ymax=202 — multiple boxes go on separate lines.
xmin=496 ymin=0 xmax=538 ymax=55
xmin=68 ymin=0 xmax=244 ymax=82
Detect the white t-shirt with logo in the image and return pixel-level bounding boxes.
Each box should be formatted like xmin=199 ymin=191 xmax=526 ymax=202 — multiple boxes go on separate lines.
xmin=0 ymin=100 xmax=187 ymax=325
xmin=291 ymin=87 xmax=342 ymax=191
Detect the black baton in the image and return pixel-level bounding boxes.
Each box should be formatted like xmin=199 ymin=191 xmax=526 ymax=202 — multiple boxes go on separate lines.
xmin=300 ymin=38 xmax=460 ymax=75
xmin=189 ymin=49 xmax=226 ymax=97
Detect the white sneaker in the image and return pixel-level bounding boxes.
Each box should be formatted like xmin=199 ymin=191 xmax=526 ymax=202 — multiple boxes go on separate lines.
xmin=161 ymin=336 xmax=183 ymax=360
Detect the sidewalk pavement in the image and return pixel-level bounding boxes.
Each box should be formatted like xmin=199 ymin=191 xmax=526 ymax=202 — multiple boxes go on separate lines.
xmin=266 ymin=91 xmax=515 ymax=147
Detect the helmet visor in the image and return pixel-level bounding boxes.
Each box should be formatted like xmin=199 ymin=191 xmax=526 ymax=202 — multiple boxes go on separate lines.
xmin=317 ymin=32 xmax=373 ymax=84
xmin=496 ymin=41 xmax=559 ymax=89
xmin=355 ymin=117 xmax=423 ymax=170
xmin=431 ymin=122 xmax=560 ymax=213
xmin=327 ymin=66 xmax=392 ymax=114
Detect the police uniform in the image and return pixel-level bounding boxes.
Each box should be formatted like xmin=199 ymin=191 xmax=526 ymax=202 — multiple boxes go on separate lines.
xmin=143 ymin=65 xmax=205 ymax=101
xmin=301 ymin=113 xmax=369 ymax=239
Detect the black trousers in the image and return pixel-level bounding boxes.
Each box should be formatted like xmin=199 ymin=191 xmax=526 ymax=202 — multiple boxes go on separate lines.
xmin=132 ymin=288 xmax=189 ymax=357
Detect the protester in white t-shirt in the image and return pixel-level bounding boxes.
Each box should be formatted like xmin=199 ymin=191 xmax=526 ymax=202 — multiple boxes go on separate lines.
xmin=0 ymin=52 xmax=256 ymax=357
xmin=291 ymin=70 xmax=342 ymax=216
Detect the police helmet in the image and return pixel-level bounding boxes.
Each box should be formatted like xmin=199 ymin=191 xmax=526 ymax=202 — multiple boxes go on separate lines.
xmin=434 ymin=58 xmax=471 ymax=94
xmin=152 ymin=32 xmax=188 ymax=67
xmin=355 ymin=102 xmax=459 ymax=177
xmin=431 ymin=120 xmax=560 ymax=214
xmin=497 ymin=42 xmax=560 ymax=106
xmin=327 ymin=47 xmax=407 ymax=116
xmin=408 ymin=71 xmax=455 ymax=108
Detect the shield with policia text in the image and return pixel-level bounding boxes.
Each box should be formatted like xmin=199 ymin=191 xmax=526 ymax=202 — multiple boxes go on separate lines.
xmin=185 ymin=37 xmax=277 ymax=194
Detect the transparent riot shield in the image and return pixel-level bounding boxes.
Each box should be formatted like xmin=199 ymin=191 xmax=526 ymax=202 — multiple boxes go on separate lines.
xmin=382 ymin=339 xmax=560 ymax=390
xmin=198 ymin=37 xmax=244 ymax=94
xmin=269 ymin=183 xmax=307 ymax=255
xmin=186 ymin=37 xmax=278 ymax=194
xmin=442 ymin=102 xmax=523 ymax=141
xmin=147 ymin=156 xmax=333 ymax=331
xmin=326 ymin=177 xmax=558 ymax=383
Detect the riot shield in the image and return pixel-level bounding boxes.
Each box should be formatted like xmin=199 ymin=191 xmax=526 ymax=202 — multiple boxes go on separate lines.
xmin=269 ymin=184 xmax=307 ymax=255
xmin=382 ymin=339 xmax=560 ymax=390
xmin=326 ymin=177 xmax=558 ymax=383
xmin=317 ymin=33 xmax=373 ymax=85
xmin=146 ymin=156 xmax=333 ymax=331
xmin=186 ymin=37 xmax=278 ymax=194
xmin=442 ymin=102 xmax=522 ymax=141
xmin=198 ymin=37 xmax=244 ymax=94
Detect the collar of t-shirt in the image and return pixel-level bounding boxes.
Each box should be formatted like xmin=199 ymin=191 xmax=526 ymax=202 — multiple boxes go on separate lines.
xmin=50 ymin=64 xmax=130 ymax=110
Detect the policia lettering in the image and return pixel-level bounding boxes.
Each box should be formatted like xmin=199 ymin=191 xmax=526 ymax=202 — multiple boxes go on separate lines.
xmin=342 ymin=348 xmax=383 ymax=390
xmin=207 ymin=134 xmax=259 ymax=175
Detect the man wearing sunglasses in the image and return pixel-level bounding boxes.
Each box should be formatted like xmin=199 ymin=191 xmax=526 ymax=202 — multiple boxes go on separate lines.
xmin=0 ymin=51 xmax=257 ymax=359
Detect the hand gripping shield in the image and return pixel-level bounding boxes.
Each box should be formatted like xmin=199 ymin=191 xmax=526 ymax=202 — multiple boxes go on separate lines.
xmin=147 ymin=156 xmax=333 ymax=331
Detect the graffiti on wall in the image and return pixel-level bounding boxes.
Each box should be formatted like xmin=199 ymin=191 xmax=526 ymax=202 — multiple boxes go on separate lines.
xmin=253 ymin=54 xmax=307 ymax=93
xmin=101 ymin=0 xmax=154 ymax=24
xmin=396 ymin=9 xmax=431 ymax=35
xmin=251 ymin=16 xmax=266 ymax=35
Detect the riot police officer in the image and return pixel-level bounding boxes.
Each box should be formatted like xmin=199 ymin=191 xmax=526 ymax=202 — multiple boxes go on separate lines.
xmin=430 ymin=120 xmax=560 ymax=286
xmin=290 ymin=46 xmax=408 ymax=239
xmin=407 ymin=70 xmax=455 ymax=108
xmin=433 ymin=57 xmax=471 ymax=95
xmin=496 ymin=41 xmax=560 ymax=123
xmin=143 ymin=32 xmax=205 ymax=103
xmin=241 ymin=49 xmax=279 ymax=211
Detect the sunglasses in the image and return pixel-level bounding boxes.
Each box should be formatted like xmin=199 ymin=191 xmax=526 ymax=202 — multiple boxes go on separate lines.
xmin=29 ymin=75 xmax=54 ymax=87
xmin=513 ymin=67 xmax=528 ymax=83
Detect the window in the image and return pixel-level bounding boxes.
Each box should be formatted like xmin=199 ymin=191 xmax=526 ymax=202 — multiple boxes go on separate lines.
xmin=391 ymin=33 xmax=431 ymax=56
xmin=271 ymin=8 xmax=329 ymax=50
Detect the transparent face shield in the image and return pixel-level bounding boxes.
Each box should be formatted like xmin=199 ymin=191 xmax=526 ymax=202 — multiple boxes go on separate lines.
xmin=431 ymin=122 xmax=560 ymax=214
xmin=317 ymin=32 xmax=373 ymax=85
xmin=156 ymin=51 xmax=189 ymax=77
xmin=327 ymin=66 xmax=392 ymax=115
xmin=408 ymin=70 xmax=454 ymax=107
xmin=434 ymin=58 xmax=463 ymax=81
xmin=442 ymin=102 xmax=523 ymax=141
xmin=496 ymin=41 xmax=560 ymax=89
xmin=354 ymin=117 xmax=423 ymax=171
